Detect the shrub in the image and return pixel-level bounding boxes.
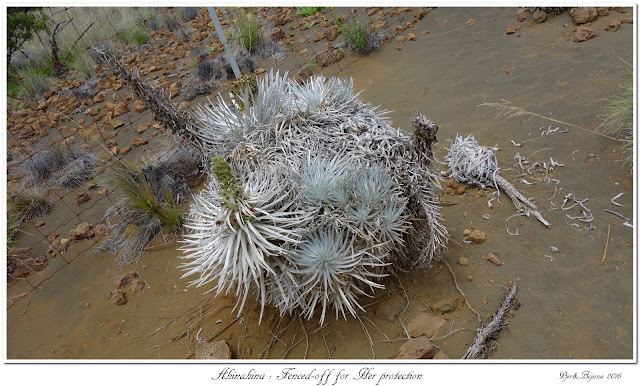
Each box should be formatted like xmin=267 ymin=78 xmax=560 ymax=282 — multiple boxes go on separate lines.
xmin=197 ymin=58 xmax=224 ymax=80
xmin=180 ymin=76 xmax=220 ymax=101
xmin=7 ymin=8 xmax=49 ymax=67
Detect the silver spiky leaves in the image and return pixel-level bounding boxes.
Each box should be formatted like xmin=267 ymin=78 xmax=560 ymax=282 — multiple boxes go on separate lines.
xmin=180 ymin=162 xmax=309 ymax=319
xmin=180 ymin=71 xmax=446 ymax=324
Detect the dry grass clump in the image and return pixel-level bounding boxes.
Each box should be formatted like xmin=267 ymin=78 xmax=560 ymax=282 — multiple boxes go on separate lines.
xmin=99 ymin=144 xmax=201 ymax=267
xmin=20 ymin=144 xmax=99 ymax=189
xmin=181 ymin=7 xmax=200 ymax=21
xmin=7 ymin=188 xmax=54 ymax=274
xmin=7 ymin=188 xmax=54 ymax=240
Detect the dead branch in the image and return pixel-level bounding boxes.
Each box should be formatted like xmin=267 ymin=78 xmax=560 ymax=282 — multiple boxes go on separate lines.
xmin=462 ymin=282 xmax=519 ymax=359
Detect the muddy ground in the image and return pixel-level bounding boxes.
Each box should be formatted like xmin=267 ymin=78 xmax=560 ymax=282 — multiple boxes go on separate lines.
xmin=6 ymin=7 xmax=634 ymax=359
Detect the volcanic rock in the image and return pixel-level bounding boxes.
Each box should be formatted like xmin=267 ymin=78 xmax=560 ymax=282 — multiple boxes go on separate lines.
xmin=407 ymin=313 xmax=446 ymax=338
xmin=606 ymin=19 xmax=621 ymax=32
xmin=570 ymin=7 xmax=598 ymax=25
xmin=109 ymin=289 xmax=127 ymax=305
xmin=74 ymin=192 xmax=91 ymax=206
xmin=573 ymin=23 xmax=598 ymax=42
xmin=467 ymin=229 xmax=486 ymax=244
xmin=516 ymin=8 xmax=530 ymax=22
xmin=196 ymin=340 xmax=232 ymax=359
xmin=396 ymin=335 xmax=437 ymax=359
xmin=131 ymin=137 xmax=148 ymax=147
xmin=532 ymin=10 xmax=547 ymax=23
xmin=12 ymin=256 xmax=48 ymax=278
xmin=70 ymin=223 xmax=94 ymax=240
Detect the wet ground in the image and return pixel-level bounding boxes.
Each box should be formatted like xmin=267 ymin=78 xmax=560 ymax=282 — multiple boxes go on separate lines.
xmin=6 ymin=7 xmax=634 ymax=359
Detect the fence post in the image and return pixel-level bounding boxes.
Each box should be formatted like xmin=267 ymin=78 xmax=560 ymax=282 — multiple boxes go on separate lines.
xmin=207 ymin=7 xmax=241 ymax=79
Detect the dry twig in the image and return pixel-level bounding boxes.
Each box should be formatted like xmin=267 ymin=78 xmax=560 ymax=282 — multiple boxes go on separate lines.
xmin=602 ymin=224 xmax=611 ymax=263
xmin=444 ymin=260 xmax=485 ymax=322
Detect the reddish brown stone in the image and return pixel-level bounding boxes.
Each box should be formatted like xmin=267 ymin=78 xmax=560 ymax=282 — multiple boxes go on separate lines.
xmin=396 ymin=335 xmax=437 ymax=359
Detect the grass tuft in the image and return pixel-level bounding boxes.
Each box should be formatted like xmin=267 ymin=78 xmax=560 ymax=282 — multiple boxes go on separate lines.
xmin=119 ymin=26 xmax=148 ymax=46
xmin=111 ymin=163 xmax=184 ymax=231
xmin=100 ymin=144 xmax=201 ymax=266
xmin=336 ymin=16 xmax=379 ymax=55
xmin=229 ymin=10 xmax=267 ymax=53
xmin=597 ymin=76 xmax=633 ymax=165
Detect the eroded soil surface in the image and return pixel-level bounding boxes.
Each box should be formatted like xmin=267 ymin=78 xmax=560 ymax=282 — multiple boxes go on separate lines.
xmin=6 ymin=7 xmax=634 ymax=359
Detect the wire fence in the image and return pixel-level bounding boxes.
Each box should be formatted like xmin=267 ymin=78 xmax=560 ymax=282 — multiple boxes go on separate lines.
xmin=6 ymin=6 xmax=430 ymax=309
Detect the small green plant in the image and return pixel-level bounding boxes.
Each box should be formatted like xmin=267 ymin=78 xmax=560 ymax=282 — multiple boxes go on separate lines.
xmin=231 ymin=74 xmax=258 ymax=112
xmin=297 ymin=7 xmax=324 ymax=16
xmin=229 ymin=10 xmax=265 ymax=53
xmin=205 ymin=45 xmax=216 ymax=54
xmin=336 ymin=16 xmax=379 ymax=55
xmin=306 ymin=22 xmax=315 ymax=29
xmin=306 ymin=59 xmax=317 ymax=70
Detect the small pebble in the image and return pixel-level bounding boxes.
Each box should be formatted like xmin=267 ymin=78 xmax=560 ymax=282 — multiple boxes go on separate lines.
xmin=467 ymin=275 xmax=473 ymax=281
xmin=458 ymin=257 xmax=469 ymax=266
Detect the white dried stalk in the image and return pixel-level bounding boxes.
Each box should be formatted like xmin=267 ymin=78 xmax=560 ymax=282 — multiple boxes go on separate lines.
xmin=445 ymin=134 xmax=549 ymax=227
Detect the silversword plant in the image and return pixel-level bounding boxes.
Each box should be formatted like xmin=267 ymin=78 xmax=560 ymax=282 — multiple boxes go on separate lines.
xmin=179 ymin=71 xmax=448 ymax=323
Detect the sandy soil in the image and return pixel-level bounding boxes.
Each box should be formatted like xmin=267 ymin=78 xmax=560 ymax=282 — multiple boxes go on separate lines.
xmin=6 ymin=7 xmax=634 ymax=359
